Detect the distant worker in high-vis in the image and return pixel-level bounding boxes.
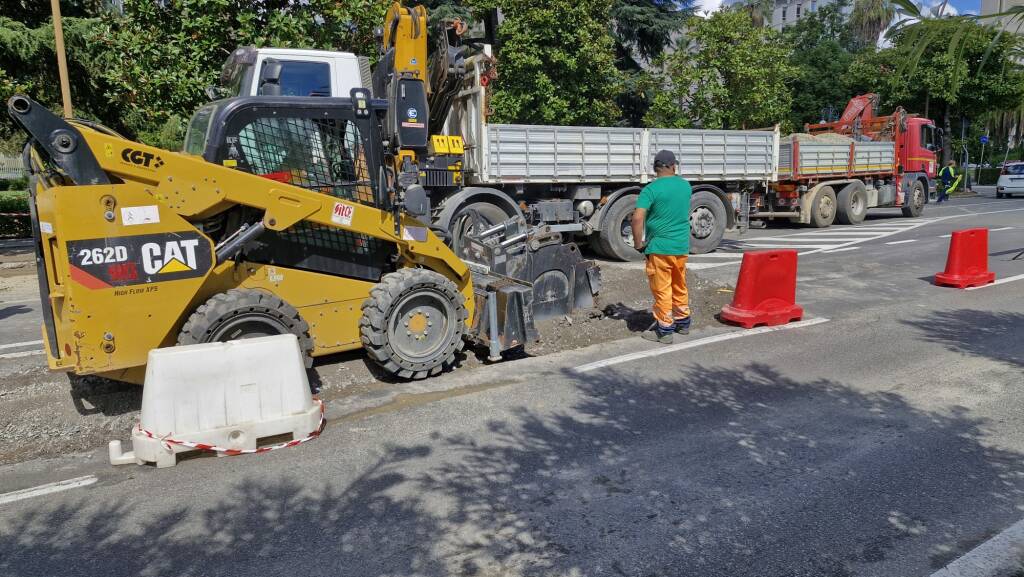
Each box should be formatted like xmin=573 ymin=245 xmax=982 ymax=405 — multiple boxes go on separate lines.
xmin=937 ymin=160 xmax=961 ymax=203
xmin=631 ymin=150 xmax=693 ymax=344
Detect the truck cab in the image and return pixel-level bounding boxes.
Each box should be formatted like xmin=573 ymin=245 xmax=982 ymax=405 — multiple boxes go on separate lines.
xmin=218 ymin=46 xmax=371 ymax=99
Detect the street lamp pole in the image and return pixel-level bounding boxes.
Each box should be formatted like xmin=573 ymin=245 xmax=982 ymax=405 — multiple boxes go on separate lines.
xmin=50 ymin=0 xmax=74 ymax=118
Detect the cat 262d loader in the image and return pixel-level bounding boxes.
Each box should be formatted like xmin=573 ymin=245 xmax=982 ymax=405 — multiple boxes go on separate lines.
xmin=7 ymin=92 xmax=598 ymax=385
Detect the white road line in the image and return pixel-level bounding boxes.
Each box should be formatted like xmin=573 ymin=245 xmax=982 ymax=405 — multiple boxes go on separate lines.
xmin=965 ymin=273 xmax=1024 ymax=291
xmin=742 ymin=244 xmax=834 ymax=250
xmin=761 ymin=236 xmax=872 ymax=242
xmin=688 ymin=253 xmax=744 ymax=259
xmin=686 ymin=261 xmax=741 ymax=270
xmin=0 ymin=475 xmax=98 ymax=506
xmin=939 ymin=234 xmax=952 ymax=238
xmin=885 ymin=239 xmax=918 ymax=245
xmin=0 ymin=350 xmax=44 ymax=360
xmin=822 ymin=247 xmax=860 ymax=253
xmin=990 ymin=226 xmax=1014 ymax=232
xmin=929 ymin=516 xmax=1024 ymax=577
xmin=572 ymin=318 xmax=831 ymax=373
xmin=0 ymin=340 xmax=43 ymax=351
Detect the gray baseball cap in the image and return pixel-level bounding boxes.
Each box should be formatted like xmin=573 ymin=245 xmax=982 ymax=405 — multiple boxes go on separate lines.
xmin=654 ymin=149 xmax=677 ymax=168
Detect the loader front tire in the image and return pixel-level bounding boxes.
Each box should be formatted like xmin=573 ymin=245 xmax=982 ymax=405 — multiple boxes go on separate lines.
xmin=360 ymin=269 xmax=467 ymax=380
xmin=177 ymin=289 xmax=314 ymax=368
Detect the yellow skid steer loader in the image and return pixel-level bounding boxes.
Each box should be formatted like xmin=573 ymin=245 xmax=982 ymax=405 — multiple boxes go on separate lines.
xmin=7 ymin=91 xmax=591 ymax=384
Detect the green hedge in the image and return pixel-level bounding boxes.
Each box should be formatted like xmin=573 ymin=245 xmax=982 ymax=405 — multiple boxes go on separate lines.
xmin=0 ymin=191 xmax=31 ymax=238
xmin=975 ymin=168 xmax=1002 ymax=186
xmin=0 ymin=178 xmax=29 ymax=191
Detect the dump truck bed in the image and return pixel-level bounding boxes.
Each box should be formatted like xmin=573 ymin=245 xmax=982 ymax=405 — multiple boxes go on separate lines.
xmin=777 ymin=139 xmax=895 ymax=181
xmin=464 ymin=124 xmax=778 ymax=185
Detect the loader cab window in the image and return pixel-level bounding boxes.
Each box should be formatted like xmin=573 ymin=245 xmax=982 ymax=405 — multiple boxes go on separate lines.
xmin=233 ymin=115 xmax=374 ymax=206
xmin=183 ymin=105 xmax=216 ymax=156
xmin=261 ymin=60 xmax=331 ymax=97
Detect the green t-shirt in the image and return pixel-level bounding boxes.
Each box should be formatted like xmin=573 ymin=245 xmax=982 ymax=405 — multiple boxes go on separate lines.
xmin=636 ymin=175 xmax=692 ymax=255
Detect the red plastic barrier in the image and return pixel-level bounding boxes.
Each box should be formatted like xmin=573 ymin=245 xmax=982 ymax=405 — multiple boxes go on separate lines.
xmin=935 ymin=228 xmax=996 ymax=288
xmin=720 ymin=250 xmax=804 ymax=329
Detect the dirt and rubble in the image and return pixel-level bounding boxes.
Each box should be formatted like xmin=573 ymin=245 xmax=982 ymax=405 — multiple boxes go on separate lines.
xmin=0 ymin=250 xmax=735 ymax=465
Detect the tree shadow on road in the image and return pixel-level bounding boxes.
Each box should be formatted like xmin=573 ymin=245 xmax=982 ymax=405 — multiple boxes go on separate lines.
xmin=903 ymin=309 xmax=1023 ymax=368
xmin=2 ymin=363 xmax=1023 ymax=577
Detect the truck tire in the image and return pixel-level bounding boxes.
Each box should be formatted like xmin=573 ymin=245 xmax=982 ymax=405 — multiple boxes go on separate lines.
xmin=902 ymin=181 xmax=925 ymax=217
xmin=178 ymin=289 xmax=314 ymax=368
xmin=810 ymin=186 xmax=837 ymax=228
xmin=836 ymin=186 xmax=867 ymax=225
xmin=596 ymin=195 xmax=643 ymax=261
xmin=689 ymin=190 xmax=728 ymax=254
xmin=360 ymin=268 xmax=467 ymax=380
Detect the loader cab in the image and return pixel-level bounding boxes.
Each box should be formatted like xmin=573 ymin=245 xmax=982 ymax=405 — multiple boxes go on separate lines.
xmin=182 ymin=94 xmax=400 ymax=281
xmin=184 ymin=95 xmax=390 ymax=204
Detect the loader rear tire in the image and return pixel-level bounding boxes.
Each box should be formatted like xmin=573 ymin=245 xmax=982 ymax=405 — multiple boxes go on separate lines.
xmin=177 ymin=289 xmax=314 ymax=368
xmin=360 ymin=269 xmax=467 ymax=380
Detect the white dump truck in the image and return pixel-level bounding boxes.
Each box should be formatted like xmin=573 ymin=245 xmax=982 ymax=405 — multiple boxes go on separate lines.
xmin=214 ymin=47 xmax=935 ymax=260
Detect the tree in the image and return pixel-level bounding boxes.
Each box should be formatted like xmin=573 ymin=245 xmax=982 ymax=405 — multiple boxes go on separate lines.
xmin=848 ymin=18 xmax=1024 ymax=163
xmin=644 ymin=8 xmax=798 ymax=130
xmin=0 ymin=13 xmax=111 ymax=153
xmin=479 ymin=0 xmax=622 ymax=126
xmin=96 ymin=0 xmax=388 ymax=148
xmin=611 ymin=0 xmax=693 ymax=126
xmin=783 ymin=1 xmax=858 ymax=128
xmin=849 ymin=0 xmax=894 ymax=47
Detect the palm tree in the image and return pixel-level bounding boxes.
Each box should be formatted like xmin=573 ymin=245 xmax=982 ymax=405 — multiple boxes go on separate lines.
xmin=741 ymin=0 xmax=775 ymax=28
xmin=849 ymin=0 xmax=895 ymax=47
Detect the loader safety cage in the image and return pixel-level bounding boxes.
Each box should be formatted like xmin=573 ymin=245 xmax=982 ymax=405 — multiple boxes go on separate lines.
xmin=185 ymin=97 xmax=397 ymax=282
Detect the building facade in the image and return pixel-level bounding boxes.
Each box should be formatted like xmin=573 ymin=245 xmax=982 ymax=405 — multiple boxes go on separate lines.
xmin=980 ymin=0 xmax=1024 ymax=33
xmin=769 ymin=0 xmax=852 ymax=30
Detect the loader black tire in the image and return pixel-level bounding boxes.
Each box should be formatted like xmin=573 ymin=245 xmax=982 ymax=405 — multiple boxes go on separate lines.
xmin=360 ymin=269 xmax=467 ymax=380
xmin=836 ymin=186 xmax=867 ymax=225
xmin=177 ymin=289 xmax=314 ymax=368
xmin=902 ymin=180 xmax=925 ymax=217
xmin=597 ymin=195 xmax=643 ymax=262
xmin=810 ymin=186 xmax=837 ymax=228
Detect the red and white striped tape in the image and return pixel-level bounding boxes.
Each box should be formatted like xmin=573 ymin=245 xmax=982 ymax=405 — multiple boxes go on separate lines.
xmin=136 ymin=399 xmax=325 ymax=456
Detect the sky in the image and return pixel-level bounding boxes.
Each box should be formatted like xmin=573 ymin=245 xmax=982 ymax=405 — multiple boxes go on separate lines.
xmin=697 ymin=0 xmax=982 ymax=17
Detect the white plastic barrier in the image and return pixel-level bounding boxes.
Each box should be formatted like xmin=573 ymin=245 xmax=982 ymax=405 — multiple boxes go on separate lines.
xmin=109 ymin=334 xmax=322 ymax=468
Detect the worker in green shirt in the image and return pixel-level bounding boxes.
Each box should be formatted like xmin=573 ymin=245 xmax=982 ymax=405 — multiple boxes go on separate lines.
xmin=631 ymin=150 xmax=693 ymax=344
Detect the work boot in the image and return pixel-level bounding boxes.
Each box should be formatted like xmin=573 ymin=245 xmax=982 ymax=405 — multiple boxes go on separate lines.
xmin=641 ymin=326 xmax=674 ymax=344
xmin=674 ymin=316 xmax=692 ymax=335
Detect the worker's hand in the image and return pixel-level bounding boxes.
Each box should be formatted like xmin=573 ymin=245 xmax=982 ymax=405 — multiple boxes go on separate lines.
xmin=633 ymin=239 xmax=646 ymax=251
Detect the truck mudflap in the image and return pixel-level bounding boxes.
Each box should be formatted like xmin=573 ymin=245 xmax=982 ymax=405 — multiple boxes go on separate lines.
xmin=460 ymin=215 xmax=601 ymax=322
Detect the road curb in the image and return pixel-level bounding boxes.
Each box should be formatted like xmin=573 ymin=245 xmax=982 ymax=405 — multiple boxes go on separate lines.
xmin=930 ymin=518 xmax=1024 ymax=577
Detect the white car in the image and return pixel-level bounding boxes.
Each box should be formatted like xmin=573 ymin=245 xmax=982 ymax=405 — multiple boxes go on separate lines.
xmin=996 ymin=162 xmax=1024 ymax=198
xmin=995 ymin=162 xmax=1024 ymax=198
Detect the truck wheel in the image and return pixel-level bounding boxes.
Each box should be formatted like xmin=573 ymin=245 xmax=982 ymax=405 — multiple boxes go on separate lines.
xmin=597 ymin=195 xmax=643 ymax=261
xmin=836 ymin=186 xmax=867 ymax=225
xmin=902 ymin=181 xmax=925 ymax=217
xmin=178 ymin=289 xmax=314 ymax=368
xmin=360 ymin=269 xmax=467 ymax=380
xmin=689 ymin=190 xmax=727 ymax=254
xmin=450 ymin=201 xmax=511 ymax=257
xmin=810 ymin=187 xmax=837 ymax=228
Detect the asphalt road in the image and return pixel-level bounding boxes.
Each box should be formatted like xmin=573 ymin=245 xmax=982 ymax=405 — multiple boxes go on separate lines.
xmin=1 ymin=191 xmax=1023 ymax=577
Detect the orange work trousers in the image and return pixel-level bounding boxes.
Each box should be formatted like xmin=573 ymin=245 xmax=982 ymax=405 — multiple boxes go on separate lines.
xmin=645 ymin=254 xmax=690 ymax=329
